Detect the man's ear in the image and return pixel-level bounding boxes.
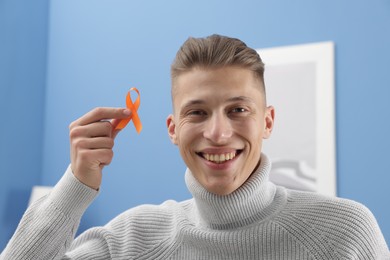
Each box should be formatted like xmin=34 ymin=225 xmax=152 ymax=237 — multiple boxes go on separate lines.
xmin=263 ymin=106 xmax=275 ymax=139
xmin=166 ymin=114 xmax=178 ymax=145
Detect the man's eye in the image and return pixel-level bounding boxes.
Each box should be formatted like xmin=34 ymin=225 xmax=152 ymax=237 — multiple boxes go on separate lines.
xmin=188 ymin=110 xmax=206 ymax=116
xmin=231 ymin=107 xmax=246 ymax=113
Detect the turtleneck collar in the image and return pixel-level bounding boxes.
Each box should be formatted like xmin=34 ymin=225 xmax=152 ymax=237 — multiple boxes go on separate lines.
xmin=185 ymin=153 xmax=278 ymax=230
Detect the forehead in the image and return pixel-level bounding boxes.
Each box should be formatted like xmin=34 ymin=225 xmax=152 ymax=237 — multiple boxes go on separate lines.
xmin=172 ymin=66 xmax=265 ymax=109
xmin=173 ymin=67 xmax=263 ymax=96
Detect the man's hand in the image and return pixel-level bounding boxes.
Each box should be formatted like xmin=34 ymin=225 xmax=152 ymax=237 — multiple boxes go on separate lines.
xmin=69 ymin=107 xmax=132 ymax=190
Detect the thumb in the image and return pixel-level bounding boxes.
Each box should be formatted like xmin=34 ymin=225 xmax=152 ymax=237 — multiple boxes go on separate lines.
xmin=111 ymin=118 xmax=123 ymax=139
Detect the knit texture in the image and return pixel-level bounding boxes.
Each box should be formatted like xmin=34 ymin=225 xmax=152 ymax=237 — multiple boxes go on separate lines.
xmin=1 ymin=154 xmax=389 ymax=259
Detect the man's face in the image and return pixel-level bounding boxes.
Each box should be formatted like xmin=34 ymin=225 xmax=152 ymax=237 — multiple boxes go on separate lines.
xmin=167 ymin=66 xmax=274 ymax=195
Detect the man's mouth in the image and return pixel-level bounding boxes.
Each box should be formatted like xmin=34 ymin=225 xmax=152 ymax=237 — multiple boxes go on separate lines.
xmin=196 ymin=150 xmax=242 ymax=164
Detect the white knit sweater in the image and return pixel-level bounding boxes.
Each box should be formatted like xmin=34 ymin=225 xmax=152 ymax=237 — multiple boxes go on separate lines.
xmin=1 ymin=154 xmax=389 ymax=259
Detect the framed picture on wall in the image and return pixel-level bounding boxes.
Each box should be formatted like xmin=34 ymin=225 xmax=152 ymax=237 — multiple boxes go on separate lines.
xmin=257 ymin=42 xmax=336 ymax=196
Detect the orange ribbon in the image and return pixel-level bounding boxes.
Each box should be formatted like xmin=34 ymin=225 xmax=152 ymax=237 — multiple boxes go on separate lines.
xmin=115 ymin=87 xmax=142 ymax=133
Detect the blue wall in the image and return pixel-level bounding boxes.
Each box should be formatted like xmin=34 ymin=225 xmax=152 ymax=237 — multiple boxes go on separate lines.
xmin=0 ymin=0 xmax=49 ymax=250
xmin=1 ymin=0 xmax=389 ymax=250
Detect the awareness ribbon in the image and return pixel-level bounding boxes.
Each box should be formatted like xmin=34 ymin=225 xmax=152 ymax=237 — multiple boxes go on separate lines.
xmin=115 ymin=87 xmax=142 ymax=133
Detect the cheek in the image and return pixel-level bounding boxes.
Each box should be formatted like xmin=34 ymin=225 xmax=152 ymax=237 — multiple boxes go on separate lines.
xmin=175 ymin=119 xmax=200 ymax=145
xmin=234 ymin=118 xmax=263 ymax=137
xmin=236 ymin=122 xmax=265 ymax=156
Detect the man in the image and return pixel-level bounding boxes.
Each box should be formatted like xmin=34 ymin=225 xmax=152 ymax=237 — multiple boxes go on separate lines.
xmin=1 ymin=35 xmax=389 ymax=259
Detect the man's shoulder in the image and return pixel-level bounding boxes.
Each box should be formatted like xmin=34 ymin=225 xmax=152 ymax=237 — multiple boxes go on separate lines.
xmin=283 ymin=189 xmax=374 ymax=221
xmin=275 ymin=189 xmax=389 ymax=258
xmin=285 ymin=189 xmax=370 ymax=214
xmin=279 ymin=189 xmax=381 ymax=243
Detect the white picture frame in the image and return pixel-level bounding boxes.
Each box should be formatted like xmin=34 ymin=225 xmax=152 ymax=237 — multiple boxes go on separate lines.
xmin=257 ymin=42 xmax=336 ymax=196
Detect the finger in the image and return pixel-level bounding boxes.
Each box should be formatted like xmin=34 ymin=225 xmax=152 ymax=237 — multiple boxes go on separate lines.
xmin=111 ymin=118 xmax=126 ymax=139
xmin=110 ymin=118 xmax=124 ymax=129
xmin=77 ymin=149 xmax=114 ymax=167
xmin=70 ymin=107 xmax=131 ymax=128
xmin=86 ymin=121 xmax=113 ymax=138
xmin=73 ymin=150 xmax=113 ymax=186
xmin=93 ymin=149 xmax=114 ymax=166
xmin=70 ymin=121 xmax=115 ymax=139
xmin=72 ymin=137 xmax=114 ymax=150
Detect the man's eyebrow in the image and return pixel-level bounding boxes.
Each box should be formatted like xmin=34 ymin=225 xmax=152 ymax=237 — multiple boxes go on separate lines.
xmin=181 ymin=99 xmax=205 ymax=110
xmin=181 ymin=96 xmax=255 ymax=109
xmin=226 ymin=96 xmax=256 ymax=104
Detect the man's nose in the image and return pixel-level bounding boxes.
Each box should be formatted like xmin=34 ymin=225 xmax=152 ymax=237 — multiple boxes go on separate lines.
xmin=203 ymin=113 xmax=233 ymax=144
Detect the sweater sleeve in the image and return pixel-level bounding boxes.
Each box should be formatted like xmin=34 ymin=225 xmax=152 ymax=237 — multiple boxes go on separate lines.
xmin=330 ymin=200 xmax=390 ymax=259
xmin=0 ymin=165 xmax=98 ymax=260
xmin=283 ymin=190 xmax=390 ymax=259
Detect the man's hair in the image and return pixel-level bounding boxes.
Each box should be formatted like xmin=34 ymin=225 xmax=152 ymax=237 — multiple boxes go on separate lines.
xmin=171 ymin=34 xmax=266 ymax=95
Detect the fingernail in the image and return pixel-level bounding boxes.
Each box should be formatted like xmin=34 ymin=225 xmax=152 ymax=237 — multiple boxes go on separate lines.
xmin=123 ymin=109 xmax=131 ymax=115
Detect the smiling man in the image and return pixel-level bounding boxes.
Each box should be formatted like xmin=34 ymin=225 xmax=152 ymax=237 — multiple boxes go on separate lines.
xmin=1 ymin=35 xmax=389 ymax=259
xmin=167 ymin=66 xmax=274 ymax=196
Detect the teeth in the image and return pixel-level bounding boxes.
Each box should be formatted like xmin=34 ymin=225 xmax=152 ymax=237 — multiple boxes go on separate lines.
xmin=202 ymin=152 xmax=236 ymax=163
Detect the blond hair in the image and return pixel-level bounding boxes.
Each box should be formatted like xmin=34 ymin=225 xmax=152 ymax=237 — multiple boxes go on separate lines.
xmin=171 ymin=34 xmax=265 ymax=95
